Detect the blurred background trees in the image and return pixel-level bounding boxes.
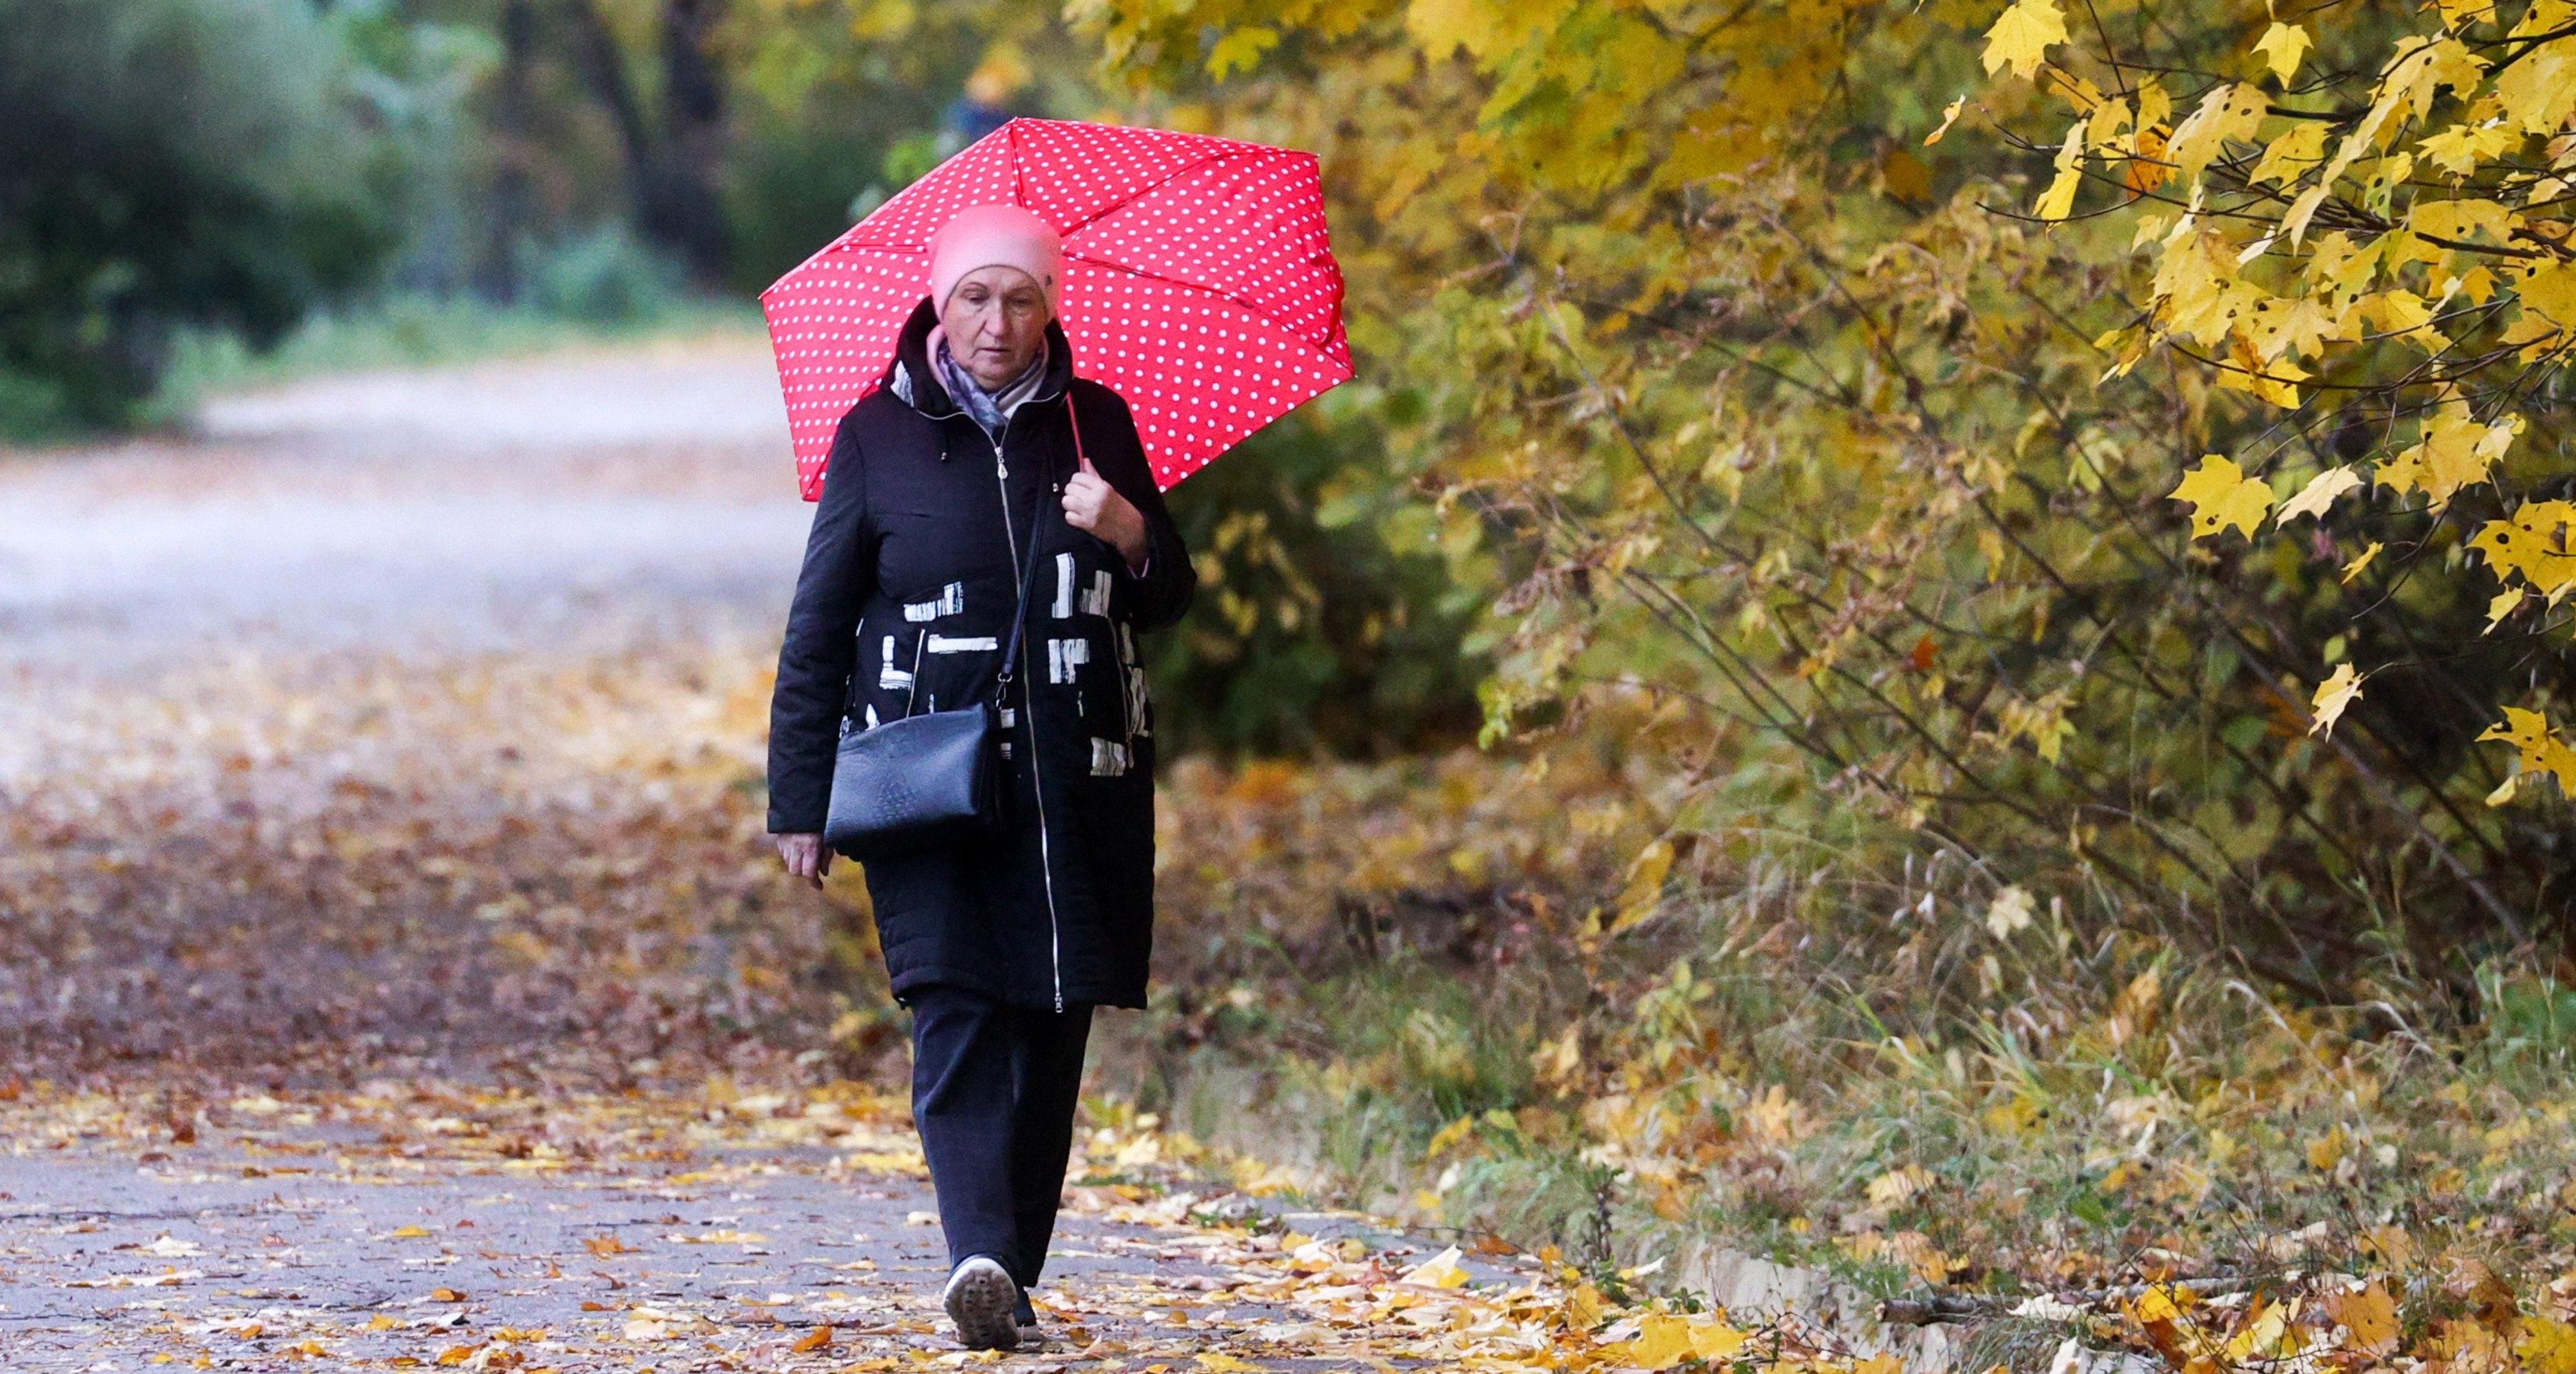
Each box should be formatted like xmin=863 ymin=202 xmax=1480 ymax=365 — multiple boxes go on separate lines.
xmin=0 ymin=0 xmax=1479 ymax=758
xmin=0 ymin=0 xmax=1035 ymax=431
xmin=0 ymin=0 xmax=391 ymax=430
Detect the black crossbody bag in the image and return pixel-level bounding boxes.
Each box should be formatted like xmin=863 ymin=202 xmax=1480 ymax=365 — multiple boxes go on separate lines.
xmin=821 ymin=400 xmax=1066 ymax=861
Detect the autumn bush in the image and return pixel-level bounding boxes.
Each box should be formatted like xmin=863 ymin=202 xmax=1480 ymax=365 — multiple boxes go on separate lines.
xmin=1074 ymin=0 xmax=2576 ymax=1001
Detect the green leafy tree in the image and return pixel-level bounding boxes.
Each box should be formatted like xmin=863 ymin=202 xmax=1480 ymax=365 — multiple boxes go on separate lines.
xmin=0 ymin=0 xmax=392 ymax=432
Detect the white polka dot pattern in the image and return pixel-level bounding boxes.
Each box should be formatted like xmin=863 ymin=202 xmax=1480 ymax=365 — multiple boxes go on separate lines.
xmin=760 ymin=118 xmax=1353 ymax=499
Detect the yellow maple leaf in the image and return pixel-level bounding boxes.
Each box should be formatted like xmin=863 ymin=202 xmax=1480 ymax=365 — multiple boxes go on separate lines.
xmin=1618 ymin=1313 xmax=1698 ymax=1370
xmin=2221 ymin=335 xmax=2307 ymax=408
xmin=2479 ymin=707 xmax=2576 ymax=798
xmin=2487 ymin=586 xmax=2526 ymax=630
xmin=1691 ymin=1320 xmax=1750 ymax=1360
xmin=2255 ymin=23 xmax=2313 ymax=84
xmin=2227 ymin=1294 xmax=2295 ymax=1362
xmin=2335 ymin=1282 xmax=2401 ymax=1354
xmin=2421 ymin=119 xmax=2518 ymax=177
xmin=2132 ymin=1283 xmax=2188 ymax=1323
xmin=2380 ymin=404 xmax=2517 ymax=510
xmin=1405 ymin=0 xmax=1489 ymax=61
xmin=1205 ymin=26 xmax=1278 ymax=79
xmin=2125 ymin=123 xmax=2172 ymax=195
xmin=2250 ymin=121 xmax=2326 ymax=185
xmin=2134 ymin=75 xmax=2171 ymax=128
xmin=2471 ymin=501 xmax=2576 ymax=598
xmin=2504 ymin=259 xmax=2576 ymax=362
xmin=2438 ymin=0 xmax=2500 ymax=29
xmin=2034 ymin=117 xmax=2086 ymax=220
xmin=2521 ymin=1315 xmax=2576 ymax=1374
xmin=2170 ymin=455 xmax=2275 ymax=540
xmin=2155 ymin=232 xmax=2263 ymax=347
xmin=2495 ymin=29 xmax=2576 ymax=135
xmin=2309 ymin=664 xmax=2364 ymax=738
xmin=1924 ymin=94 xmax=1966 ymax=145
xmin=2276 ymin=466 xmax=2365 ymax=524
xmin=2167 ymin=82 xmax=2267 ymax=181
xmin=2412 ymin=197 xmax=2517 ymax=245
xmin=1605 ymin=837 xmax=1673 ymax=936
xmin=1398 ymin=1245 xmax=1470 ymax=1289
xmin=1982 ymin=0 xmax=2067 ymax=81
xmin=2341 ymin=540 xmax=2383 ymax=583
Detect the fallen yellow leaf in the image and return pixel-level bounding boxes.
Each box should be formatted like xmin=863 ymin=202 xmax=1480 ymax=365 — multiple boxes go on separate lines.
xmin=1398 ymin=1245 xmax=1469 ymax=1290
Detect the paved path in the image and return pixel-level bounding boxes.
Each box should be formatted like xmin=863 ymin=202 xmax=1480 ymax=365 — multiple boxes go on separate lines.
xmin=0 ymin=334 xmax=809 ymax=678
xmin=0 ymin=1113 xmax=1347 ymax=1372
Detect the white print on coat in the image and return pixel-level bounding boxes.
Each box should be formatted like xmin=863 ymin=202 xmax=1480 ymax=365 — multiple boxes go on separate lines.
xmin=876 ymin=635 xmax=913 ymax=690
xmin=1052 ymin=555 xmax=1114 ymax=618
xmin=864 ymin=703 xmax=880 ymax=729
xmin=903 ymin=582 xmax=965 ymax=621
xmin=1116 ymin=623 xmax=1150 ymax=739
xmin=1089 ymin=738 xmax=1131 ymax=776
xmin=1047 ymin=638 xmax=1090 ymax=684
xmin=926 ymin=635 xmax=999 ymax=653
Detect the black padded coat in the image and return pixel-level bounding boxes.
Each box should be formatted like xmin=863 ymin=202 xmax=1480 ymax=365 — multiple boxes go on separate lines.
xmin=766 ymin=300 xmax=1195 ymax=1010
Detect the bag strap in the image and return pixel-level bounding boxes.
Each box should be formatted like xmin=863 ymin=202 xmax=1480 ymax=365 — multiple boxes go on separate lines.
xmin=992 ymin=394 xmax=1080 ymax=700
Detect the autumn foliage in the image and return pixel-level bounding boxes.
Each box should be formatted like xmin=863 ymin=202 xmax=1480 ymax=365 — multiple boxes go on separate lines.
xmin=1063 ymin=0 xmax=2576 ymax=996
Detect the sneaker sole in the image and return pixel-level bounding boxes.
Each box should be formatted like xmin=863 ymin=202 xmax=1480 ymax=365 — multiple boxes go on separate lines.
xmin=944 ymin=1261 xmax=1021 ymax=1351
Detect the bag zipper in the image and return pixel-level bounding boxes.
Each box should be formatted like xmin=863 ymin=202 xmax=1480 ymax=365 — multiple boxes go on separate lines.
xmin=984 ymin=419 xmax=1066 ymax=1014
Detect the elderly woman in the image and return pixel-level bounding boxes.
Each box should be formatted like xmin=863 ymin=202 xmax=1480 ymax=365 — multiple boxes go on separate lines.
xmin=766 ymin=204 xmax=1194 ymax=1350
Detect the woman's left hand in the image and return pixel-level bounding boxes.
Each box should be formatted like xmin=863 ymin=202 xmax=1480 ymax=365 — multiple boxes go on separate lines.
xmin=1063 ymin=456 xmax=1149 ymax=572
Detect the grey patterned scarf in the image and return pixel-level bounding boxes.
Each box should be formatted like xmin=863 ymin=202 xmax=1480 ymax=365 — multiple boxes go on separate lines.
xmin=933 ymin=334 xmax=1048 ymax=445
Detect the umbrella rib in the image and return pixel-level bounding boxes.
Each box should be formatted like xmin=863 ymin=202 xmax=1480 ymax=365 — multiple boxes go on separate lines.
xmin=1063 ymin=253 xmax=1345 ymax=355
xmin=1054 ymin=151 xmax=1231 ymax=238
xmin=806 ymin=151 xmax=1234 ymax=253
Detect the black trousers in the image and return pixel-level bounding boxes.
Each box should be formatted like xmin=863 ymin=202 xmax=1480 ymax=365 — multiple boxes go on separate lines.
xmin=905 ymin=983 xmax=1095 ymax=1289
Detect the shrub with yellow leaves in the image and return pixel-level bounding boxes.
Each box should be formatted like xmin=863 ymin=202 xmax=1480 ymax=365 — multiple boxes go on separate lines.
xmin=1074 ymin=0 xmax=2576 ymax=1015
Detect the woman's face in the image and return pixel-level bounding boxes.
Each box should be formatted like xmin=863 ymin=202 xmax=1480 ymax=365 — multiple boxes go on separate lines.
xmin=941 ymin=266 xmax=1050 ymax=391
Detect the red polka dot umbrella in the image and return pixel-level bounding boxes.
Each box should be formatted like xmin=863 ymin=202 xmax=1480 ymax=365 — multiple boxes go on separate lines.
xmin=761 ymin=117 xmax=1353 ymax=500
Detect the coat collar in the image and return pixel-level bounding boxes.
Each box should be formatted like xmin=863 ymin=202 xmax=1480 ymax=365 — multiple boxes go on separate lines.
xmin=885 ymin=297 xmax=1074 ymax=422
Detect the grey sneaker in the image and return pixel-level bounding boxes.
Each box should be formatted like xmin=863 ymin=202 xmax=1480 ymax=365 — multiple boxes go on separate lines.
xmin=942 ymin=1255 xmax=1022 ymax=1351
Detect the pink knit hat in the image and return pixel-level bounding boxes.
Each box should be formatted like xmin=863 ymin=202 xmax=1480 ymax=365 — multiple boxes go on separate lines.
xmin=928 ymin=204 xmax=1065 ymax=314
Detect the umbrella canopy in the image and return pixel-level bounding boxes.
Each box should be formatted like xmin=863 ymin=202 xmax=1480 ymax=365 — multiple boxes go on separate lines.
xmin=762 ymin=118 xmax=1353 ymax=500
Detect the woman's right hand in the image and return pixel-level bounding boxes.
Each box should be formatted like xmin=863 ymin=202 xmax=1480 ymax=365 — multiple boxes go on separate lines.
xmin=776 ymin=833 xmax=832 ymax=888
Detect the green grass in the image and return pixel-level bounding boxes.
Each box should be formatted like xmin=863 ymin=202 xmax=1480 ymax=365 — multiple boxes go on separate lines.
xmin=151 ymin=292 xmax=764 ymax=416
xmin=0 ymin=292 xmax=765 ymax=448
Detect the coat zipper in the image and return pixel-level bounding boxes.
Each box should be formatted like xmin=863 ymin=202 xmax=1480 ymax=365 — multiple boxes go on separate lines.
xmin=984 ymin=419 xmax=1067 ymax=1014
